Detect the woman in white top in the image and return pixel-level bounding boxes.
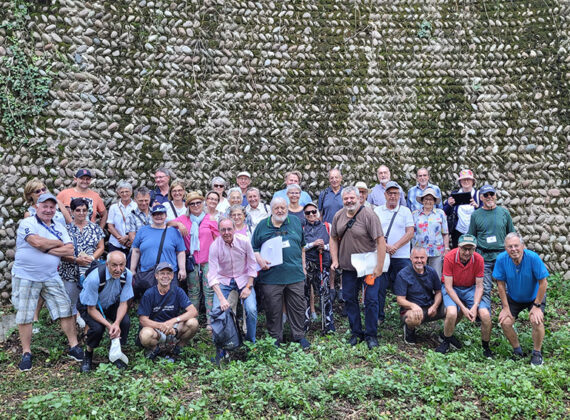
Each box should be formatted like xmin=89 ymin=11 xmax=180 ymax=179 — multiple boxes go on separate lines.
xmin=107 ymin=181 xmax=138 ymax=253
xmin=212 ymin=176 xmax=230 ymax=213
xmin=165 ymin=180 xmax=187 ymax=222
xmin=443 ymin=169 xmax=480 ymax=249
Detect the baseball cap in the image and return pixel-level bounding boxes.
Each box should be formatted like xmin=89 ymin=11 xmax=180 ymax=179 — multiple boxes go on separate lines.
xmin=479 ymin=184 xmax=496 ymax=195
xmin=37 ymin=193 xmax=57 ymax=204
xmin=385 ymin=181 xmax=400 ymax=191
xmin=355 ymin=181 xmax=369 ymax=191
xmin=303 ymin=202 xmax=318 ymax=212
xmin=237 ymin=171 xmax=251 ymax=178
xmin=155 ymin=262 xmax=174 ymax=272
xmin=458 ymin=234 xmax=477 ymax=247
xmin=75 ymin=169 xmax=92 ymax=178
xmin=150 ymin=204 xmax=167 ymax=214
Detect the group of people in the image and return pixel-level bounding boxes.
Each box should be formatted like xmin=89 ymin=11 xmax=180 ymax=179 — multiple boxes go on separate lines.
xmin=11 ymin=164 xmax=549 ymax=371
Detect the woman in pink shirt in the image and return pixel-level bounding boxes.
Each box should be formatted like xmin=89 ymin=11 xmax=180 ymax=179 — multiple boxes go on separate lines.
xmin=169 ymin=191 xmax=220 ymax=328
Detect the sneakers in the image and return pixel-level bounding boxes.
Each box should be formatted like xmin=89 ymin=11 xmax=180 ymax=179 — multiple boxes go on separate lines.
xmin=113 ymin=359 xmax=128 ymax=369
xmin=298 ymin=337 xmax=311 ymax=350
xmin=68 ymin=345 xmax=85 ymax=361
xmin=439 ymin=332 xmax=463 ymax=349
xmin=530 ymin=350 xmax=543 ymax=366
xmin=403 ymin=325 xmax=417 ymax=345
xmin=80 ymin=353 xmax=93 ymax=373
xmin=348 ymin=334 xmax=361 ymax=346
xmin=366 ymin=337 xmax=379 ymax=350
xmin=18 ymin=352 xmax=32 ymax=372
xmin=435 ymin=339 xmax=450 ymax=354
xmin=512 ymin=347 xmax=525 ymax=360
xmin=324 ymin=323 xmax=336 ymax=334
xmin=483 ymin=347 xmax=494 ymax=359
xmin=146 ymin=346 xmax=161 ymax=361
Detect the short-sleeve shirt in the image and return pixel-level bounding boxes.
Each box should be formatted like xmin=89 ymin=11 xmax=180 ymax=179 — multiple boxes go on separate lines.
xmin=150 ymin=188 xmax=169 ymax=205
xmin=138 ymin=286 xmax=192 ymax=322
xmin=394 ymin=265 xmax=441 ymax=307
xmin=272 ymin=189 xmax=312 ymax=207
xmin=12 ymin=216 xmax=72 ymax=281
xmin=251 ymin=215 xmax=306 ymax=285
xmin=374 ymin=204 xmax=414 ymax=259
xmin=331 ymin=207 xmax=383 ymax=271
xmin=318 ymin=186 xmax=344 ymax=223
xmin=442 ymin=248 xmax=485 ymax=287
xmin=492 ymin=249 xmax=549 ymax=303
xmin=56 ymin=188 xmax=106 ymax=223
xmin=132 ymin=226 xmax=186 ymax=272
xmin=79 ymin=266 xmax=134 ymax=310
xmin=126 ymin=208 xmax=151 ymax=234
xmin=107 ymin=200 xmax=138 ymax=248
xmin=59 ymin=222 xmax=105 ymax=282
xmin=412 ymin=208 xmax=449 ymax=257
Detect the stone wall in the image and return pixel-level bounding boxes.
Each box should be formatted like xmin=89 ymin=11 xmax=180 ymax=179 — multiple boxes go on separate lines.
xmin=0 ymin=0 xmax=568 ymax=300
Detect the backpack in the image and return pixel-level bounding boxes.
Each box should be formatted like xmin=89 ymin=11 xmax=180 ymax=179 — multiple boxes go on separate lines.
xmin=209 ymin=307 xmax=243 ymax=351
xmin=80 ymin=260 xmax=127 ymax=293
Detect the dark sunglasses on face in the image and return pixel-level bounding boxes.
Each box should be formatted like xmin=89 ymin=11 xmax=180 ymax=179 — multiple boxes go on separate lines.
xmin=34 ymin=187 xmax=47 ymax=194
xmin=483 ymin=192 xmax=495 ymax=198
xmin=213 ymin=184 xmax=224 ymax=188
xmin=304 ymin=210 xmax=317 ymax=215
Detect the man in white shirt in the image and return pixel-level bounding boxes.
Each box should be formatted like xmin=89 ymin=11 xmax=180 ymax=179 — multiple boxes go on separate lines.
xmin=245 ymin=187 xmax=270 ymax=230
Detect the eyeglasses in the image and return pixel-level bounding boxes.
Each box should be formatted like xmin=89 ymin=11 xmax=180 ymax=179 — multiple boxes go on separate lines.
xmin=34 ymin=187 xmax=47 ymax=194
xmin=189 ymin=201 xmax=202 ymax=207
xmin=152 ymin=212 xmax=166 ymax=216
xmin=213 ymin=184 xmax=224 ymax=188
xmin=386 ymin=191 xmax=399 ymax=196
xmin=483 ymin=192 xmax=495 ymax=198
xmin=304 ymin=210 xmax=317 ymax=215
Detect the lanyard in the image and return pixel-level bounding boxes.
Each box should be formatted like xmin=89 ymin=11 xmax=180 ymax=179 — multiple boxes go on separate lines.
xmin=35 ymin=215 xmax=63 ymax=241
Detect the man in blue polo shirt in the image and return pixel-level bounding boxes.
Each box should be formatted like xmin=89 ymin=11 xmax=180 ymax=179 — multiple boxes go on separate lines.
xmin=78 ymin=251 xmax=134 ymax=372
xmin=318 ymin=168 xmax=344 ymax=223
xmin=493 ymin=233 xmax=549 ymax=366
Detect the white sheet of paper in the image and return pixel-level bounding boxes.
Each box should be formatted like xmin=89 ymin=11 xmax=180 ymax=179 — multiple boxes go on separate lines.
xmin=255 ymin=236 xmax=283 ymax=270
xmin=351 ymin=252 xmax=378 ymax=278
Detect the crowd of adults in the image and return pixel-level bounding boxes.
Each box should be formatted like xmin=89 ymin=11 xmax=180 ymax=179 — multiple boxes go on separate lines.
xmin=11 ymin=165 xmax=549 ymax=371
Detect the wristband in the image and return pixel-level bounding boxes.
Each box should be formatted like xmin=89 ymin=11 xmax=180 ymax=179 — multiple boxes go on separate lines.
xmin=532 ymin=302 xmax=541 ymax=308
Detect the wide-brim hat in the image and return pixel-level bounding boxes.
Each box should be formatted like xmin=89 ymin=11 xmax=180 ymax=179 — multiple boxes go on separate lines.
xmin=185 ymin=191 xmax=205 ymax=204
xmin=457 ymin=169 xmax=475 ymax=184
xmin=416 ymin=187 xmax=441 ymax=205
xmin=355 ymin=181 xmax=369 ymax=192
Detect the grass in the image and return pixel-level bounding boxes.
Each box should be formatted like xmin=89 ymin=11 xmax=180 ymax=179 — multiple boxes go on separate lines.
xmin=0 ymin=273 xmax=568 ymax=419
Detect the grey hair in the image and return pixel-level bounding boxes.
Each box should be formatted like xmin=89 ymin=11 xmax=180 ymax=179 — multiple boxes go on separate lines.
xmin=227 ymin=187 xmax=242 ymax=197
xmin=286 ymin=183 xmax=301 ymax=192
xmin=211 ymin=176 xmax=226 ymax=188
xmin=155 ymin=167 xmax=172 ymax=178
xmin=505 ymin=232 xmax=524 ymax=245
xmin=411 ymin=246 xmax=428 ymax=256
xmin=116 ymin=180 xmax=132 ymax=192
xmin=329 ymin=167 xmax=342 ymax=177
xmin=217 ymin=216 xmax=236 ymax=230
xmin=229 ymin=204 xmax=246 ymax=216
xmin=246 ymin=187 xmax=260 ymax=196
xmin=134 ymin=186 xmax=150 ymax=198
xmin=106 ymin=250 xmax=126 ymax=263
xmin=270 ymin=196 xmax=288 ymax=210
xmin=341 ymin=186 xmax=359 ymax=199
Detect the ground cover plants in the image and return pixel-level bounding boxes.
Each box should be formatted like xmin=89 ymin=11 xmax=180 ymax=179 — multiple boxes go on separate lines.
xmin=0 ymin=273 xmax=568 ymax=419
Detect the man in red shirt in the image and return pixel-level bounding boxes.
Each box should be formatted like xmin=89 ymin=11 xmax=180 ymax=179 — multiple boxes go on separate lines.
xmin=437 ymin=234 xmax=493 ymax=358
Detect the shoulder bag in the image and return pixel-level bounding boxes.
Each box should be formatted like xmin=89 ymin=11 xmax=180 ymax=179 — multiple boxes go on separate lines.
xmin=133 ymin=228 xmax=168 ymax=299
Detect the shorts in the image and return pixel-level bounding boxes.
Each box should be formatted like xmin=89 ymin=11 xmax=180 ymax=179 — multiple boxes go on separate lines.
xmin=63 ymin=280 xmax=81 ymax=316
xmin=15 ymin=276 xmax=73 ymax=324
xmin=507 ymin=295 xmax=546 ymax=319
xmin=11 ymin=275 xmax=21 ymax=311
xmin=442 ymin=284 xmax=491 ymax=315
xmin=400 ymin=303 xmax=446 ymax=324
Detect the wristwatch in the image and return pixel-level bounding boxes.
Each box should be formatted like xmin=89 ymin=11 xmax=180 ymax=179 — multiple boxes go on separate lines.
xmin=532 ymin=302 xmax=541 ymax=308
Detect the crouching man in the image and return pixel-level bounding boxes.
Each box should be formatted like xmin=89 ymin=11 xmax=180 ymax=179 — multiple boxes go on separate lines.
xmin=78 ymin=251 xmax=133 ymax=372
xmin=395 ymin=247 xmax=445 ymax=345
xmin=138 ymin=262 xmax=199 ymax=361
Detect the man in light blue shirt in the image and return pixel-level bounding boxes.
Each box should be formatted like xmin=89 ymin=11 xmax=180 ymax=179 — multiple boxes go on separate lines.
xmin=368 ymin=165 xmax=406 ymax=207
xmin=78 ymin=251 xmax=134 ymax=372
xmin=406 ymin=167 xmax=443 ymax=213
xmin=272 ymin=170 xmax=312 ymax=206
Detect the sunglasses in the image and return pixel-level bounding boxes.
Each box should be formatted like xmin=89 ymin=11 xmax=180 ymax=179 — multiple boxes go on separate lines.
xmin=483 ymin=192 xmax=495 ymax=198
xmin=213 ymin=184 xmax=225 ymax=188
xmin=189 ymin=201 xmax=202 ymax=207
xmin=304 ymin=210 xmax=318 ymax=215
xmin=34 ymin=187 xmax=47 ymax=194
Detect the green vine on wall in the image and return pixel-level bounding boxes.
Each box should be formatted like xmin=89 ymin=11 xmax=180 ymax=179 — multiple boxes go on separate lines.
xmin=0 ymin=0 xmax=52 ymax=143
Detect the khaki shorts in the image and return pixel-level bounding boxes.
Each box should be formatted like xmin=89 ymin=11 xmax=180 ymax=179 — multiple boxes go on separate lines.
xmin=15 ymin=276 xmax=72 ymax=324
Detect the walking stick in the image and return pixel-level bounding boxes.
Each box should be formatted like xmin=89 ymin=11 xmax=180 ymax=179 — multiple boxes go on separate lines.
xmin=319 ymin=251 xmax=325 ymax=331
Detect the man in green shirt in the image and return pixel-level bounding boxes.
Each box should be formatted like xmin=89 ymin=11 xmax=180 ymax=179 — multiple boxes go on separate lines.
xmin=252 ymin=197 xmax=310 ymax=349
xmin=467 ymin=184 xmax=515 ymax=307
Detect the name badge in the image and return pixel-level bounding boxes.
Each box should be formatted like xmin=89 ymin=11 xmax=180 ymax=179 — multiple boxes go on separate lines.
xmin=486 ymin=235 xmax=497 ymax=244
xmin=282 ymin=240 xmax=291 ymax=248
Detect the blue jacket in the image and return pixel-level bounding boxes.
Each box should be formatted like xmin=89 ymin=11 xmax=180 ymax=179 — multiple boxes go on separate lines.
xmin=303 ymin=220 xmax=331 ymax=267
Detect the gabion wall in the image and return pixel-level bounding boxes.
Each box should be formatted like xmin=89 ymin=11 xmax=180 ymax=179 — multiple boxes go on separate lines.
xmin=0 ymin=0 xmax=568 ymax=300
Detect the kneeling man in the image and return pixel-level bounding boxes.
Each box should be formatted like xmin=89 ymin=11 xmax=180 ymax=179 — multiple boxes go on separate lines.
xmin=394 ymin=247 xmax=445 ymax=345
xmin=437 ymin=235 xmax=492 ymax=357
xmin=78 ymin=251 xmax=133 ymax=372
xmin=138 ymin=262 xmax=199 ymax=361
xmin=494 ymin=233 xmax=548 ymax=366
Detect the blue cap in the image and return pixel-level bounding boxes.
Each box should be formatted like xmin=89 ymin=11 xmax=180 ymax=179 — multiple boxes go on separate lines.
xmin=150 ymin=204 xmax=167 ymax=214
xmin=75 ymin=169 xmax=92 ymax=178
xmin=479 ymin=184 xmax=496 ymax=195
xmin=155 ymin=262 xmax=174 ymax=272
xmin=385 ymin=181 xmax=400 ymax=191
xmin=37 ymin=193 xmax=57 ymax=204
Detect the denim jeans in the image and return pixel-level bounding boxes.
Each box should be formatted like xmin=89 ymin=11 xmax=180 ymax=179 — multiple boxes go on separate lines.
xmin=213 ymin=278 xmax=257 ymax=343
xmin=343 ymin=270 xmax=380 ymax=339
xmin=378 ymin=257 xmax=412 ymax=321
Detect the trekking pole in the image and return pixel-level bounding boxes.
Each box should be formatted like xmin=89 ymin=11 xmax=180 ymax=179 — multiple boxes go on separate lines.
xmin=319 ymin=251 xmax=325 ymax=331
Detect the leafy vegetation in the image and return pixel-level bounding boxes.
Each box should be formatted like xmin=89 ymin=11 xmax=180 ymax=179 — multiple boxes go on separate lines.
xmin=0 ymin=274 xmax=568 ymax=418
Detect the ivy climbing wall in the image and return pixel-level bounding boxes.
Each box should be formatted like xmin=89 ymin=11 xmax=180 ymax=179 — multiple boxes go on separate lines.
xmin=0 ymin=0 xmax=569 ymax=299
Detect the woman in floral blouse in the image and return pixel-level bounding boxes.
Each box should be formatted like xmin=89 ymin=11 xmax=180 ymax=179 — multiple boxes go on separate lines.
xmin=412 ymin=188 xmax=450 ymax=278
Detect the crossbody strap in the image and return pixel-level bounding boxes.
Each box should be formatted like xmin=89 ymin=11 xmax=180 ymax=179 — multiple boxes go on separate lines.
xmin=155 ymin=228 xmax=168 ymax=265
xmin=132 ymin=209 xmax=149 ymax=226
xmin=384 ymin=207 xmax=400 ymax=241
xmin=338 ymin=205 xmax=364 ymax=241
xmin=168 ymin=202 xmax=178 ymax=218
